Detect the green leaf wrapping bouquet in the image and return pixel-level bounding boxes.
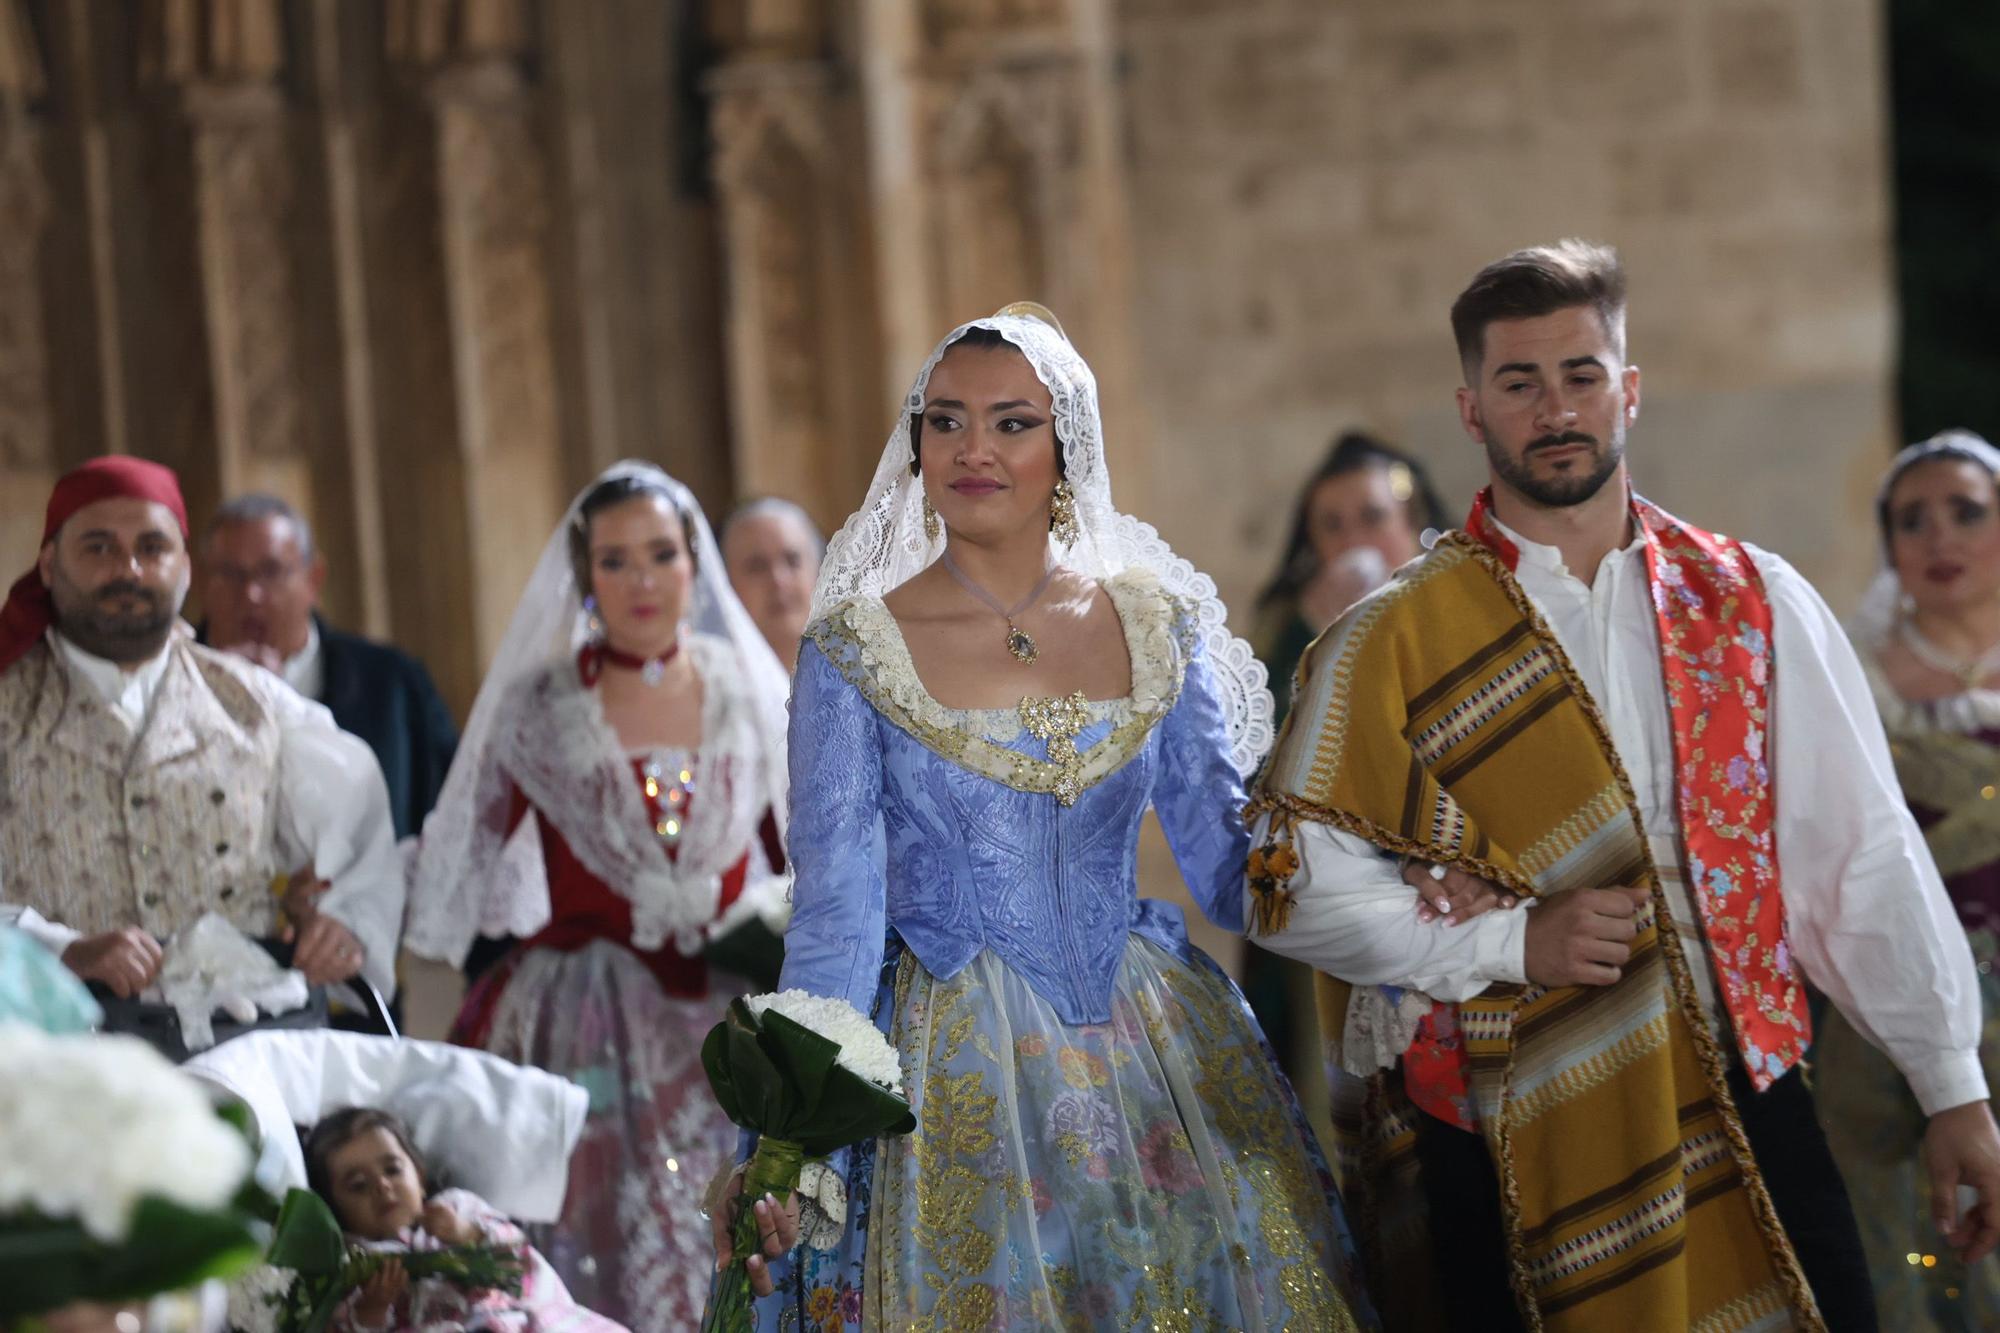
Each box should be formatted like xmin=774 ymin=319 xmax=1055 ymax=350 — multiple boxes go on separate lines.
xmin=701 ymin=991 xmax=915 ymax=1333
xmin=224 ymin=1188 xmax=523 ymax=1333
xmin=0 ymin=1024 xmax=267 ymax=1325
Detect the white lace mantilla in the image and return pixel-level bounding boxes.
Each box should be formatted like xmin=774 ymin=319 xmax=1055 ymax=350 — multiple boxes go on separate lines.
xmin=413 ymin=635 xmax=782 ymax=959
xmin=810 ymin=568 xmax=1193 ymax=803
xmin=406 ymin=461 xmax=792 ymax=967
xmin=807 ymin=309 xmax=1273 ymax=776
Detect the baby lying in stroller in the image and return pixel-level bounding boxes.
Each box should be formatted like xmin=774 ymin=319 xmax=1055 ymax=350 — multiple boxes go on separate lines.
xmin=182 ymin=1030 xmax=626 ymax=1333
xmin=305 ymin=1107 xmax=626 ymax=1333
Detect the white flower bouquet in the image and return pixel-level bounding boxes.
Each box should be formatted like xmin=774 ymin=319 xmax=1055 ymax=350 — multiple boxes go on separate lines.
xmin=0 ymin=1025 xmax=265 ymax=1326
xmin=700 ymin=990 xmax=914 ymax=1332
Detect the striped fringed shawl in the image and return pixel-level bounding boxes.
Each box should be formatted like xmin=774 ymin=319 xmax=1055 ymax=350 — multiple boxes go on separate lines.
xmin=1248 ymin=532 xmax=1822 ymax=1332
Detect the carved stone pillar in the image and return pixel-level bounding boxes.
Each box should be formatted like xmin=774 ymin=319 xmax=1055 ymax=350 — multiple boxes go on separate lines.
xmin=905 ymin=0 xmax=1147 ymax=492
xmin=842 ymin=0 xmax=1147 ymax=501
xmin=182 ymin=83 xmax=306 ymax=492
xmin=704 ymin=3 xmax=883 ymax=532
xmin=0 ymin=0 xmax=51 ymax=574
xmin=374 ymin=2 xmax=564 ymax=705
xmin=0 ymin=122 xmax=50 ymax=473
xmin=133 ymin=0 xmax=312 ymax=533
xmin=425 ymin=60 xmax=565 ymax=666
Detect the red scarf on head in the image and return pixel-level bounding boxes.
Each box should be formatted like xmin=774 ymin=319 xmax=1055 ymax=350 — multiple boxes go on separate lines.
xmin=0 ymin=456 xmax=191 ymax=674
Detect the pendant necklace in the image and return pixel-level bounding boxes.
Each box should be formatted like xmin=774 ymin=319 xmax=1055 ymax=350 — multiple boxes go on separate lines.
xmin=598 ymin=638 xmax=683 ymax=686
xmin=942 ymin=549 xmax=1058 ymax=666
xmin=1899 ymin=616 xmax=2000 ymax=691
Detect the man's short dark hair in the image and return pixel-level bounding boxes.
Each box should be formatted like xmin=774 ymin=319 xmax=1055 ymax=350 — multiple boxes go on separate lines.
xmin=1449 ymin=239 xmax=1628 ymax=380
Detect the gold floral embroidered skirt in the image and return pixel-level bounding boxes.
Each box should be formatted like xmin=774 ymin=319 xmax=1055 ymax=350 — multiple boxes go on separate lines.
xmin=766 ymin=934 xmax=1374 ymax=1332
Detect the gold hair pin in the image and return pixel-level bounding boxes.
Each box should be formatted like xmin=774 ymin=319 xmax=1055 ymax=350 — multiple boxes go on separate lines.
xmin=993 ymin=301 xmax=1069 ymax=340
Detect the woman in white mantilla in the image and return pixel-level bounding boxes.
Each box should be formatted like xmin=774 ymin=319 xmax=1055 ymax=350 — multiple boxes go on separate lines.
xmin=1819 ymin=430 xmax=2000 ymax=1329
xmin=406 ymin=462 xmax=790 ymax=1328
xmin=726 ymin=306 xmax=1373 ymax=1330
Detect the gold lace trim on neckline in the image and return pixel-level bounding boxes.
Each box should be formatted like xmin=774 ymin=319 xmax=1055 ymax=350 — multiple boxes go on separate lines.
xmin=811 ymin=569 xmax=1191 ymax=804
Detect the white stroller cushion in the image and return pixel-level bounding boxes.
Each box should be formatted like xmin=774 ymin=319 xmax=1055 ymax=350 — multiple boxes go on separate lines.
xmin=181 ymin=1030 xmax=588 ymax=1223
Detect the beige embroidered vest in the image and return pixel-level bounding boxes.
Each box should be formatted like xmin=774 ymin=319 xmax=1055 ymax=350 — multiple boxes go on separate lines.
xmin=0 ymin=636 xmax=287 ymax=941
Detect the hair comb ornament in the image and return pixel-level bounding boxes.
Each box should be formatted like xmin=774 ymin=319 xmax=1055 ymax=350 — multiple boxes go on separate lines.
xmin=994 ymin=301 xmax=1069 ymax=341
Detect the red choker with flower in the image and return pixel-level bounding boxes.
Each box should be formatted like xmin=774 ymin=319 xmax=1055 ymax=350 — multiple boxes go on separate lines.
xmin=579 ymin=638 xmax=682 ymax=687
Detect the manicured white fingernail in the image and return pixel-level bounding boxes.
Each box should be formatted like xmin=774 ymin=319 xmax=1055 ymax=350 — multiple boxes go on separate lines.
xmin=1427 ymin=863 xmax=1447 ymax=881
xmin=1434 ymin=896 xmax=1451 ymax=912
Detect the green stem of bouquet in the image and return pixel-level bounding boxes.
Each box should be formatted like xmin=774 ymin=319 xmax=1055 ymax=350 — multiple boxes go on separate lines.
xmin=702 ymin=1137 xmax=805 ymax=1333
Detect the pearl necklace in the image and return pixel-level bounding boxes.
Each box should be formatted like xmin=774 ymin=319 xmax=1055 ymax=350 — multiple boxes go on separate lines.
xmin=1898 ymin=616 xmax=2000 ymax=690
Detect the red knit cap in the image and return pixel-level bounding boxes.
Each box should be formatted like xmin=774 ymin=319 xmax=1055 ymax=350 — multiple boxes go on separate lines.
xmin=0 ymin=456 xmax=189 ymax=674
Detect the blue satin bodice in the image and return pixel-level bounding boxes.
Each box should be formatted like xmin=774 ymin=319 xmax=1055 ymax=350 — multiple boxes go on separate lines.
xmin=778 ymin=581 xmax=1249 ymax=1024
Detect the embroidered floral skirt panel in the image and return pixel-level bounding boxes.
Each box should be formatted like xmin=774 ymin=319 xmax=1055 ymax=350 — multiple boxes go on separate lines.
xmin=1815 ymin=928 xmax=2000 ymax=1331
xmin=453 ymin=940 xmax=742 ymax=1330
xmin=754 ymin=935 xmax=1374 ymax=1332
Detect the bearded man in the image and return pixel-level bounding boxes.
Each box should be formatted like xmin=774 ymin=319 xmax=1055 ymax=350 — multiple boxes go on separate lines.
xmin=0 ymin=457 xmax=401 ymax=1001
xmin=1247 ymin=240 xmax=2000 ymax=1332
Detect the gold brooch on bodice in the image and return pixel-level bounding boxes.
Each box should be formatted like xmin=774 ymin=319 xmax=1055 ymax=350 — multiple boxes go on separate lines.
xmin=1020 ymin=691 xmax=1091 ymax=805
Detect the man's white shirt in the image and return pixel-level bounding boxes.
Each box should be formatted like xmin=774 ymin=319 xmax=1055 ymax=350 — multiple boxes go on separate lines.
xmin=1252 ymin=517 xmax=1988 ymax=1116
xmin=0 ymin=629 xmax=404 ymax=995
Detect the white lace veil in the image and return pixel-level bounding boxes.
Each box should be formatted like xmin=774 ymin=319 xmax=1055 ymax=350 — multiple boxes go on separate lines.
xmin=406 ymin=460 xmax=791 ymax=964
xmin=811 ymin=306 xmax=1274 ymax=775
xmin=1850 ymin=429 xmax=2000 ymax=651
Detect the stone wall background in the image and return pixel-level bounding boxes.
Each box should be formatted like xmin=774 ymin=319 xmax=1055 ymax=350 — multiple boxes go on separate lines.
xmin=1117 ymin=0 xmax=1896 ymax=619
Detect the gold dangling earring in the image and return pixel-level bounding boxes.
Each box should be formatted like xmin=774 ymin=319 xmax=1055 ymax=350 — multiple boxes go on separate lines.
xmin=922 ymin=493 xmax=941 ymax=544
xmin=1050 ymin=479 xmax=1079 ymax=546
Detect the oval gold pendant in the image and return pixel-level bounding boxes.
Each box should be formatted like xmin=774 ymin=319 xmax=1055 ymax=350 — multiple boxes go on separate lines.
xmin=1007 ymin=627 xmax=1039 ymax=665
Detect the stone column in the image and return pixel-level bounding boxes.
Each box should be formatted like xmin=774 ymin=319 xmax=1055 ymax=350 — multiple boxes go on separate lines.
xmin=0 ymin=0 xmax=52 ymax=570
xmin=704 ymin=1 xmax=884 ymax=532
xmin=856 ymin=0 xmax=1149 ymax=499
xmin=376 ymin=0 xmax=565 ymax=707
xmin=137 ymin=0 xmax=312 ymax=533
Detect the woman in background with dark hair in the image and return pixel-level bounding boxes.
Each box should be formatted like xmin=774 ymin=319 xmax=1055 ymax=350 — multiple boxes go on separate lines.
xmin=1246 ymin=431 xmax=1447 ymax=1109
xmin=1254 ymin=431 xmax=1447 ymax=725
xmin=405 ymin=462 xmax=792 ymax=1328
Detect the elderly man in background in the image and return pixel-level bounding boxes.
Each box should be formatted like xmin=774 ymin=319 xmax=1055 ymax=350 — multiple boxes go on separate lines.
xmin=720 ymin=496 xmax=822 ymax=671
xmin=201 ymin=493 xmax=458 ymax=841
xmin=0 ymin=458 xmax=402 ymax=1000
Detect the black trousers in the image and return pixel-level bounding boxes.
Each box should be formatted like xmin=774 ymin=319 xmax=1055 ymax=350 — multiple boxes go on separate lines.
xmin=1411 ymin=1065 xmax=1878 ymax=1331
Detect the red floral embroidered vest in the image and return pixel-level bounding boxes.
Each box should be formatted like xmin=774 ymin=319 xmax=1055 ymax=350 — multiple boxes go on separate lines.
xmin=1403 ymin=492 xmax=1809 ymax=1131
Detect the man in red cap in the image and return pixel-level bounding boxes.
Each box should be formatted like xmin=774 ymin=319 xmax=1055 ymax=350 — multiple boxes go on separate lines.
xmin=0 ymin=457 xmax=403 ymax=1004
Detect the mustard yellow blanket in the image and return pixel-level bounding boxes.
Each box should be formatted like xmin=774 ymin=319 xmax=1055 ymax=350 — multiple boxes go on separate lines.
xmin=1249 ymin=534 xmax=1820 ymax=1332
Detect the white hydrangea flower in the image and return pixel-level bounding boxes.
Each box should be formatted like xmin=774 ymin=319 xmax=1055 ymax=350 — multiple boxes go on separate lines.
xmin=742 ymin=991 xmax=903 ymax=1094
xmin=0 ymin=1024 xmax=252 ymax=1242
xmin=223 ymin=1264 xmax=294 ymax=1333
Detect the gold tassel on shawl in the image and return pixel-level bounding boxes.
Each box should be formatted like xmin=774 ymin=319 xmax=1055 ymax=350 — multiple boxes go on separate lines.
xmin=1246 ymin=805 xmax=1301 ymax=936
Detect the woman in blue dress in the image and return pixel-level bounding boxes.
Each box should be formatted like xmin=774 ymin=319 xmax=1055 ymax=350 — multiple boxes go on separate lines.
xmin=731 ymin=304 xmax=1373 ymax=1331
